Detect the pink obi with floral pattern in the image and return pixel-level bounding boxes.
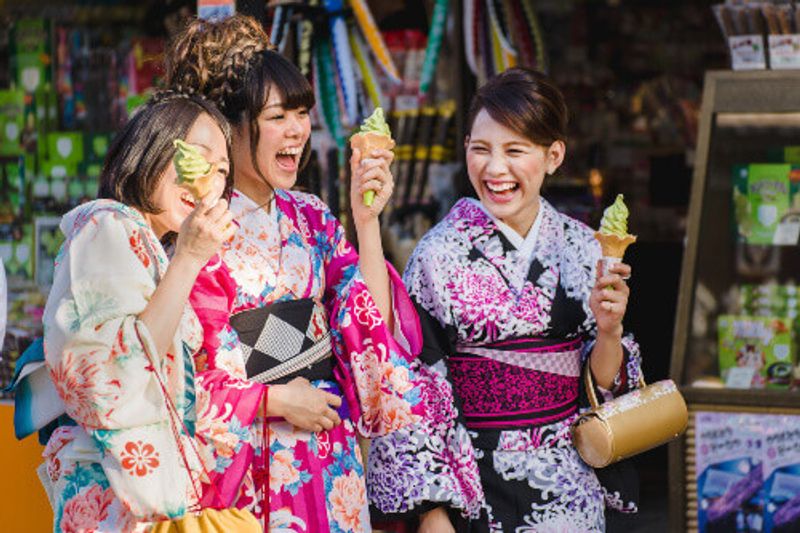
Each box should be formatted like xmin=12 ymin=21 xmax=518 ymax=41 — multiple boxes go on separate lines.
xmin=450 ymin=337 xmax=583 ymax=429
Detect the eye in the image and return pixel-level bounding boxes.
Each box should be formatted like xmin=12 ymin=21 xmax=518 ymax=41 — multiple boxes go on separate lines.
xmin=507 ymin=148 xmax=524 ymax=155
xmin=469 ymin=145 xmax=488 ymax=153
xmin=297 ymin=108 xmax=309 ymax=116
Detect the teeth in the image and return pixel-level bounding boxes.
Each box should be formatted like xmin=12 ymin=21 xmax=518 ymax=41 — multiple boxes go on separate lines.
xmin=486 ymin=182 xmax=517 ymax=193
xmin=277 ymin=147 xmax=302 ymax=156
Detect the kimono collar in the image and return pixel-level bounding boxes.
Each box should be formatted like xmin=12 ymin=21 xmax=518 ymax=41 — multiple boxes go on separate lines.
xmin=60 ymin=199 xmax=169 ymax=278
xmin=465 ymin=198 xmax=544 ymax=264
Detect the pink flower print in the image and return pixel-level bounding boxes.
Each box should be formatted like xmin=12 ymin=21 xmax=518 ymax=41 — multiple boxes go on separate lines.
xmin=354 ymin=291 xmax=383 ymax=330
xmin=269 ymin=449 xmax=301 ymax=493
xmin=49 ymin=352 xmax=105 ymax=428
xmin=120 ymin=440 xmax=160 ymax=477
xmin=328 ymin=470 xmax=367 ymax=532
xmin=60 ymin=485 xmax=115 ymax=533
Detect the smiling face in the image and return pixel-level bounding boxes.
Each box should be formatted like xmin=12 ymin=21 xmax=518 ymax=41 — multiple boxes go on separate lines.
xmin=233 ymin=86 xmax=311 ymax=199
xmin=147 ymin=113 xmax=230 ymax=238
xmin=466 ymin=109 xmax=565 ymax=236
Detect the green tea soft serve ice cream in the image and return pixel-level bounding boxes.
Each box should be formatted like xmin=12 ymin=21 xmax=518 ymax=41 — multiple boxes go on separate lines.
xmin=350 ymin=108 xmax=395 ymax=206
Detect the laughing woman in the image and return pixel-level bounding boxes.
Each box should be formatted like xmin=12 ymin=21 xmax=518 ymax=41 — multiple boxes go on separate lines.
xmin=367 ymin=68 xmax=643 ymax=532
xmin=165 ymin=15 xmax=425 ymax=532
xmin=40 ymin=93 xmax=256 ymax=532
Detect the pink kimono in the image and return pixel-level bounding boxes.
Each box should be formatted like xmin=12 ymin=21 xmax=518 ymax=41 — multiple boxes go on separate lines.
xmin=190 ymin=189 xmax=424 ymax=532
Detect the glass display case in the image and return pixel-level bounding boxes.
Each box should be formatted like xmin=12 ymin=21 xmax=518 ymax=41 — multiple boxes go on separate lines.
xmin=669 ymin=70 xmax=800 ymax=533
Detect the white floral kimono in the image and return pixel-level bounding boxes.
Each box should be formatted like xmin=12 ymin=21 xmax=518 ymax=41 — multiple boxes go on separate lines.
xmin=42 ymin=200 xmax=208 ymax=532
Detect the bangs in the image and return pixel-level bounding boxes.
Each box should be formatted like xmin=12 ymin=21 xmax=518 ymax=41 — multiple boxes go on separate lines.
xmin=257 ymin=50 xmax=315 ymax=110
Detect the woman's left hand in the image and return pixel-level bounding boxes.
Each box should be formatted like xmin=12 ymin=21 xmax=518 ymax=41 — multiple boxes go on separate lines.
xmin=589 ymin=260 xmax=631 ymax=337
xmin=349 ymin=147 xmax=394 ymax=226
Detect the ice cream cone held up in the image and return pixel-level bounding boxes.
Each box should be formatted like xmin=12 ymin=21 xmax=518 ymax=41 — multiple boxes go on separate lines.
xmin=173 ymin=139 xmax=218 ymax=200
xmin=596 ymin=194 xmax=636 ymax=275
xmin=350 ymin=108 xmax=395 ymax=206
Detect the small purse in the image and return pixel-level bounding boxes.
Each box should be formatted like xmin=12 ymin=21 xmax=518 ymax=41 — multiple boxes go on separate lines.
xmin=571 ymin=367 xmax=688 ymax=468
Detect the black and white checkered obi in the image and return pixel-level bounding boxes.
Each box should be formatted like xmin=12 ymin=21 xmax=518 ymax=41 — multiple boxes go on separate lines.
xmin=229 ymin=298 xmax=334 ymax=384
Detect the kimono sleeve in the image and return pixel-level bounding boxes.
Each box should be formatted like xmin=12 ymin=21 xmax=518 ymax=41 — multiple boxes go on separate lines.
xmin=43 ymin=211 xmax=191 ymax=521
xmin=190 ymin=259 xmax=265 ymax=508
xmin=320 ymin=207 xmax=425 ymax=437
xmin=367 ymin=250 xmax=484 ymax=521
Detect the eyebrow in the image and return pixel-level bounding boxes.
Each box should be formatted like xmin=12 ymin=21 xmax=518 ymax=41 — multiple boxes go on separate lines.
xmin=468 ymin=138 xmax=530 ymax=146
xmin=191 ymin=143 xmax=230 ymax=164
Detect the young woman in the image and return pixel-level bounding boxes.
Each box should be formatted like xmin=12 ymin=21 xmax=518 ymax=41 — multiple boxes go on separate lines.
xmin=41 ymin=93 xmax=262 ymax=532
xmin=367 ymin=68 xmax=643 ymax=532
xmin=165 ymin=15 xmax=424 ymax=532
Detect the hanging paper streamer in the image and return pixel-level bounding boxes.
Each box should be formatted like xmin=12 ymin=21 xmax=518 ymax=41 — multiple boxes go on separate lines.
xmin=463 ymin=0 xmax=479 ymax=76
xmin=349 ymin=0 xmax=401 ymax=84
xmin=509 ymin=0 xmax=536 ymax=68
xmin=314 ymin=38 xmax=346 ymax=153
xmin=323 ymin=0 xmax=358 ymax=126
xmin=521 ymin=0 xmax=546 ymax=71
xmin=269 ymin=6 xmax=293 ymax=54
xmin=297 ymin=19 xmax=314 ymax=77
xmin=349 ymin=30 xmax=387 ymax=111
xmin=487 ymin=0 xmax=517 ymax=71
xmin=419 ymin=0 xmax=449 ymax=96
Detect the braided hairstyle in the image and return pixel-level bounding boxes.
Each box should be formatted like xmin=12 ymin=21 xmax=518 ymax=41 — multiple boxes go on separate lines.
xmin=166 ymin=15 xmax=315 ymax=183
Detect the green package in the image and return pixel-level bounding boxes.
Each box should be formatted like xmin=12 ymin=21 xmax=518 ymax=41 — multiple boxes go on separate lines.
xmin=0 ymin=90 xmax=25 ymax=155
xmin=718 ymin=315 xmax=795 ymax=389
xmin=47 ymin=132 xmax=84 ymax=165
xmin=733 ymin=164 xmax=800 ymax=245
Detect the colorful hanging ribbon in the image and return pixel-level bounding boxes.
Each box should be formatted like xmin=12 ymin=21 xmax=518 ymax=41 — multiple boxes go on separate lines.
xmin=349 ymin=29 xmax=386 ymax=110
xmin=463 ymin=0 xmax=479 ymax=76
xmin=314 ymin=37 xmax=346 ymax=152
xmin=323 ymin=0 xmax=358 ymax=126
xmin=419 ymin=0 xmax=449 ymax=96
xmin=348 ymin=0 xmax=401 ymax=84
xmin=521 ymin=0 xmax=546 ymax=71
xmin=487 ymin=0 xmax=517 ymax=72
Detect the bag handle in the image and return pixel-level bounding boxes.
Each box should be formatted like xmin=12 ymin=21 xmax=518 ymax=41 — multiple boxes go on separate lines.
xmin=583 ymin=363 xmax=647 ymax=410
xmin=134 ymin=322 xmax=221 ymax=510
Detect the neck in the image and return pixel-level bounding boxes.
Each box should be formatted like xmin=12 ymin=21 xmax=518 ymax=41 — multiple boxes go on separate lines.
xmin=502 ymin=197 xmax=541 ymax=237
xmin=236 ymin=175 xmax=275 ymax=212
xmin=139 ymin=210 xmax=166 ymax=239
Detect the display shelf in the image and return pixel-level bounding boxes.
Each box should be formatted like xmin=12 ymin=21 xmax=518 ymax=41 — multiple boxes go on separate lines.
xmin=669 ymin=70 xmax=800 ymax=533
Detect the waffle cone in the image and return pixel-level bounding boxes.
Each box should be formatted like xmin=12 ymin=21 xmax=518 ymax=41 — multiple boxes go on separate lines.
xmin=179 ymin=163 xmax=218 ymax=200
xmin=350 ymin=131 xmax=395 ymax=153
xmin=594 ymin=231 xmax=637 ymax=258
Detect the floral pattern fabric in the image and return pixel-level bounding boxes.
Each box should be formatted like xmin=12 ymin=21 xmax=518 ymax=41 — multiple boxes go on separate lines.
xmin=367 ymin=198 xmax=642 ymax=532
xmin=42 ymin=200 xmax=259 ymax=532
xmin=191 ymin=189 xmax=424 ymax=532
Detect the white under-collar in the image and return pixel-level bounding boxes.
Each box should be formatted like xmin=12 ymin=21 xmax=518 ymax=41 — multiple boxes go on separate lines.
xmin=467 ymin=198 xmax=543 ymax=263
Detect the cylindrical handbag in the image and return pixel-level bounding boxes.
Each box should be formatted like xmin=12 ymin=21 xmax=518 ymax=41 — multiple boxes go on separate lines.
xmin=571 ymin=367 xmax=688 ymax=468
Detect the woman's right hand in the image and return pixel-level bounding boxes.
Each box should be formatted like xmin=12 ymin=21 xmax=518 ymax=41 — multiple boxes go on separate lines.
xmin=174 ymin=195 xmax=235 ymax=266
xmin=418 ymin=507 xmax=454 ymax=533
xmin=268 ymin=377 xmax=343 ymax=432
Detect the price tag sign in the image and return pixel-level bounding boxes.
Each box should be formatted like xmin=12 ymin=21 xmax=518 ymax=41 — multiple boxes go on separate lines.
xmin=773 ymin=218 xmax=800 ymax=245
xmin=725 ymin=367 xmax=756 ymax=389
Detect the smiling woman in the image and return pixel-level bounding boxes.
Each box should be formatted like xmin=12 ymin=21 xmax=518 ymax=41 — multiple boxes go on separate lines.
xmin=37 ymin=92 xmax=265 ymax=532
xmin=368 ymin=68 xmax=644 ymax=533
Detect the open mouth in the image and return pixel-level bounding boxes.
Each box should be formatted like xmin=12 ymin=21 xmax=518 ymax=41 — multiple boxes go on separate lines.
xmin=276 ymin=146 xmax=302 ymax=171
xmin=179 ymin=191 xmax=197 ymax=209
xmin=485 ymin=181 xmax=519 ymax=194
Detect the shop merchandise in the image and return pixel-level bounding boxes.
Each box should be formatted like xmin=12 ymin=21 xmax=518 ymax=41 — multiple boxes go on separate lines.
xmin=763 ymin=416 xmax=800 ymax=532
xmin=696 ymin=412 xmax=764 ymax=533
xmin=717 ymin=315 xmax=795 ymax=389
xmin=732 ymin=164 xmax=800 ymax=246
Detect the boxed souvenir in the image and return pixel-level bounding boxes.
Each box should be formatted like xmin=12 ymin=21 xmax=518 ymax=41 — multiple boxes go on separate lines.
xmin=718 ymin=315 xmax=795 ymax=389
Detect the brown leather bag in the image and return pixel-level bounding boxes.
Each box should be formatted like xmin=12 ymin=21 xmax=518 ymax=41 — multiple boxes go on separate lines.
xmin=571 ymin=367 xmax=688 ymax=468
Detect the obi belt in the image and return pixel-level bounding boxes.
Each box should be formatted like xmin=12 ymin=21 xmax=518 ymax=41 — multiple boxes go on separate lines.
xmin=230 ymin=298 xmax=334 ymax=384
xmin=451 ymin=337 xmax=583 ymax=430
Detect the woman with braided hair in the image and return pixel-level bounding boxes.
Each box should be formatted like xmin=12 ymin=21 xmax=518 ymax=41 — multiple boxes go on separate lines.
xmin=166 ymin=15 xmax=425 ymax=532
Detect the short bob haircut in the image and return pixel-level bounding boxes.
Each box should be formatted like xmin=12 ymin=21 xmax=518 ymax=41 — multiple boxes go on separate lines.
xmin=466 ymin=67 xmax=568 ymax=146
xmin=97 ymin=92 xmax=233 ymax=213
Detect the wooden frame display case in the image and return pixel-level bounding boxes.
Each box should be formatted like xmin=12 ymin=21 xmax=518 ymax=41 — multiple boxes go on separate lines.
xmin=669 ymin=70 xmax=800 ymax=532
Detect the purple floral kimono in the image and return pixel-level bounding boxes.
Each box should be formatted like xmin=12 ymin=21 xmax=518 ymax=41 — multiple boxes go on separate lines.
xmin=367 ymin=198 xmax=642 ymax=532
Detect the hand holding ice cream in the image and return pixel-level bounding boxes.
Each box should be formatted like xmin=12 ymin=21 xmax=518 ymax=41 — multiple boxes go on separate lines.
xmin=350 ymin=108 xmax=395 ymax=207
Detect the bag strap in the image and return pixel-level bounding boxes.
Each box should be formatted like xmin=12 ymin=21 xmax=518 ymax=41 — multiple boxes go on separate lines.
xmin=134 ymin=321 xmax=222 ymax=510
xmin=584 ymin=362 xmax=647 ymax=410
